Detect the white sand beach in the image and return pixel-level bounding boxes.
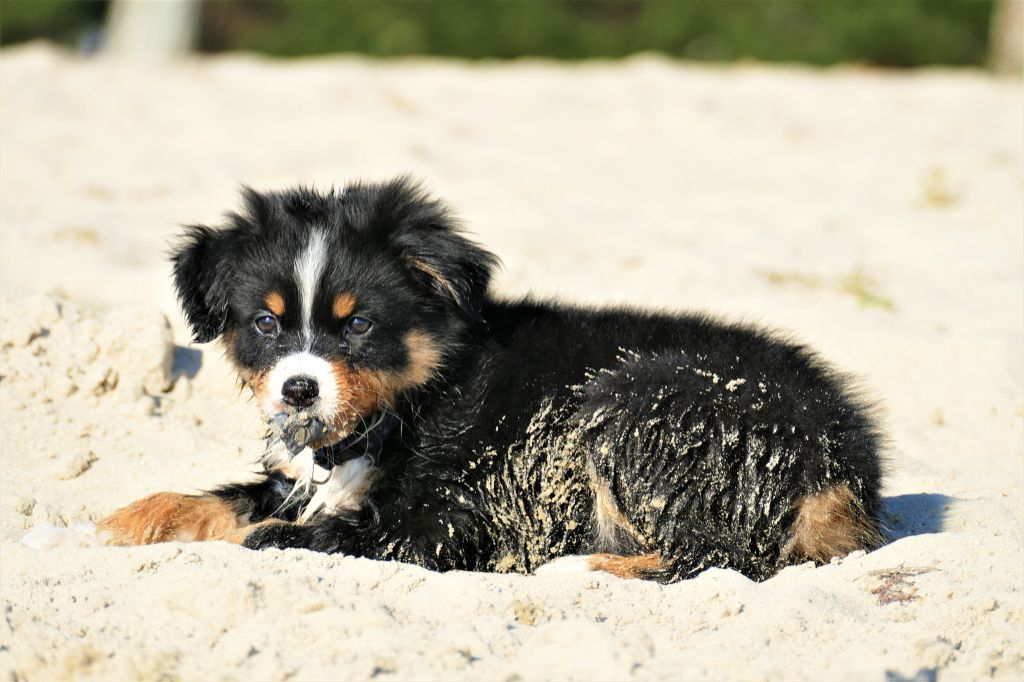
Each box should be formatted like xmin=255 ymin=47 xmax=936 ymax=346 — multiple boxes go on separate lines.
xmin=0 ymin=43 xmax=1021 ymax=680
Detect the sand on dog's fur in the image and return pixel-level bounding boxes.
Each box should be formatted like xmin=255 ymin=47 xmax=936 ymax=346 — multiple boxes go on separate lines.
xmin=1 ymin=44 xmax=1021 ymax=680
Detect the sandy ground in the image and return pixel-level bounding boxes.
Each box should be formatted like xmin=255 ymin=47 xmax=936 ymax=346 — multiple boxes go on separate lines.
xmin=0 ymin=43 xmax=1021 ymax=681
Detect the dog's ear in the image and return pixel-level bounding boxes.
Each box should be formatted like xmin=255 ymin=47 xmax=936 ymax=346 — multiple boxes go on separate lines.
xmin=171 ymin=188 xmax=271 ymax=343
xmin=403 ymin=233 xmax=497 ymax=321
xmin=379 ymin=179 xmax=498 ymax=320
xmin=171 ymin=224 xmax=236 ymax=343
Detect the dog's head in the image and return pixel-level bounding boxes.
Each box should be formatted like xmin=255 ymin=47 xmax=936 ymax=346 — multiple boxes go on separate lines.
xmin=171 ymin=177 xmax=497 ymax=452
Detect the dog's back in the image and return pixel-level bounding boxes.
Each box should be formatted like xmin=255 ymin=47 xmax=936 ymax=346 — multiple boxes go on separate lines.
xmin=398 ymin=299 xmax=883 ymax=581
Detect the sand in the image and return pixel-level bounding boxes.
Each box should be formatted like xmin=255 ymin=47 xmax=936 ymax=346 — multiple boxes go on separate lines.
xmin=0 ymin=43 xmax=1021 ymax=680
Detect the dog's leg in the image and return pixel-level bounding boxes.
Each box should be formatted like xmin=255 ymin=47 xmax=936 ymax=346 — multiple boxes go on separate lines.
xmin=238 ymin=496 xmax=488 ymax=571
xmin=97 ymin=492 xmax=246 ymax=545
xmin=576 ymin=349 xmax=883 ymax=582
xmin=92 ymin=473 xmax=300 ymax=546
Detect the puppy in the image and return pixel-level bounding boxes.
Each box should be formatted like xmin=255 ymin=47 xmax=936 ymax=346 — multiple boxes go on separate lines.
xmin=91 ymin=178 xmax=884 ymax=582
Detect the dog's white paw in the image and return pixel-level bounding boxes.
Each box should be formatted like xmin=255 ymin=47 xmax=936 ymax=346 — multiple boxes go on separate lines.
xmin=534 ymin=555 xmax=596 ymax=575
xmin=21 ymin=522 xmax=102 ymax=550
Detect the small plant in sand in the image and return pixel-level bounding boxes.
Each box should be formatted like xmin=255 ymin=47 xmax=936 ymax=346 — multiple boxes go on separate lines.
xmin=755 ymin=266 xmax=895 ymax=311
xmin=867 ymin=566 xmax=937 ymax=606
xmin=836 ymin=267 xmax=896 ymax=311
xmin=920 ymin=167 xmax=959 ymax=208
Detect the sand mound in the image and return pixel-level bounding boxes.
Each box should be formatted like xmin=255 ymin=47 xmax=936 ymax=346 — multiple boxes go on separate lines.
xmin=0 ymin=292 xmax=262 ymax=538
xmin=1 ymin=293 xmax=174 ymax=407
xmin=3 ymin=496 xmax=1022 ymax=680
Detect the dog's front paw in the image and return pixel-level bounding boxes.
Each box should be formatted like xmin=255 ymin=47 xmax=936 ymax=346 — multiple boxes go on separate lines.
xmin=240 ymin=520 xmax=315 ymax=551
xmin=97 ymin=492 xmax=244 ymax=545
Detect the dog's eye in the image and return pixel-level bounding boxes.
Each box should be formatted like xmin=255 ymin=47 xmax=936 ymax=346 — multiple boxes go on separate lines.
xmin=347 ymin=316 xmax=372 ymax=335
xmin=254 ymin=314 xmax=280 ymax=336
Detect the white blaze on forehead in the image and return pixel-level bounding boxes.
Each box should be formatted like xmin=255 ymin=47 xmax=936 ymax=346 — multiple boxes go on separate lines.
xmin=294 ymin=229 xmax=329 ymax=346
xmin=264 ymin=351 xmax=339 ymax=420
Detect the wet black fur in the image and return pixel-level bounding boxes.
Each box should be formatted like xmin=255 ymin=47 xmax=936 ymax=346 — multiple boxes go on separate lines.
xmin=172 ymin=178 xmax=884 ymax=582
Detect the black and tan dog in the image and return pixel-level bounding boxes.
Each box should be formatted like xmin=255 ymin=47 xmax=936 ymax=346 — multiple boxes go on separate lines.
xmin=92 ymin=178 xmax=883 ymax=582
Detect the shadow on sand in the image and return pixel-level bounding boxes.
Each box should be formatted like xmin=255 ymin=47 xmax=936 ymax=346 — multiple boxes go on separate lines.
xmin=880 ymin=493 xmax=953 ymax=541
xmin=172 ymin=345 xmax=202 ymax=380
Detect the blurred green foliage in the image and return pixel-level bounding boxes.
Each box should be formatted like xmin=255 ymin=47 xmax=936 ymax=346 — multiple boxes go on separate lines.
xmin=1 ymin=0 xmax=997 ymax=67
xmin=0 ymin=0 xmax=105 ymax=47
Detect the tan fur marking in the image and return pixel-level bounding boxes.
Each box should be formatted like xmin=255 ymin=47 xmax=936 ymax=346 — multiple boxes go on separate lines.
xmin=249 ymin=370 xmax=269 ymax=402
xmin=97 ymin=493 xmax=246 ymax=545
xmin=332 ymin=292 xmax=357 ymax=319
xmin=407 ymin=257 xmax=459 ymax=301
xmin=234 ymin=365 xmax=269 ymax=404
xmin=784 ymin=483 xmax=882 ymax=563
xmin=312 ymin=361 xmax=390 ymax=445
xmin=341 ymin=363 xmax=395 ymax=412
xmin=221 ymin=329 xmax=272 ymax=403
xmin=592 ymin=476 xmax=644 ymax=549
xmin=265 ymin=291 xmax=285 ymax=316
xmin=589 ymin=553 xmax=664 ymax=579
xmin=316 ymin=330 xmax=441 ymax=446
xmin=395 ymin=329 xmax=442 ymax=388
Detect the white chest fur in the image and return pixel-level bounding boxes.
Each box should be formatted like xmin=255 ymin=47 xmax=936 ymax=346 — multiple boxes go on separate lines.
xmin=298 ymin=455 xmax=376 ymax=522
xmin=269 ymin=445 xmax=376 ymax=522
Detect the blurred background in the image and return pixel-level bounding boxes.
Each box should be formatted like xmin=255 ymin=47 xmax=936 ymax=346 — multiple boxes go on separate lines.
xmin=1 ymin=0 xmax=1020 ymax=72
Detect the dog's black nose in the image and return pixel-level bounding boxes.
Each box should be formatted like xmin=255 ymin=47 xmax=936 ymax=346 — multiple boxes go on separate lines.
xmin=281 ymin=375 xmax=319 ymax=408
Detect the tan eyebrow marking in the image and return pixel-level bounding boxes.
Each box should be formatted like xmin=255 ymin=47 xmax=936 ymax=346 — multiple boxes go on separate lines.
xmin=332 ymin=293 xmax=357 ymax=319
xmin=264 ymin=291 xmax=285 ymax=316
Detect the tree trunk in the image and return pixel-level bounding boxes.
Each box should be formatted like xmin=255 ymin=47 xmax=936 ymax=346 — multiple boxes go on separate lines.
xmin=989 ymin=0 xmax=1023 ymax=74
xmin=104 ymin=0 xmax=201 ymax=60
